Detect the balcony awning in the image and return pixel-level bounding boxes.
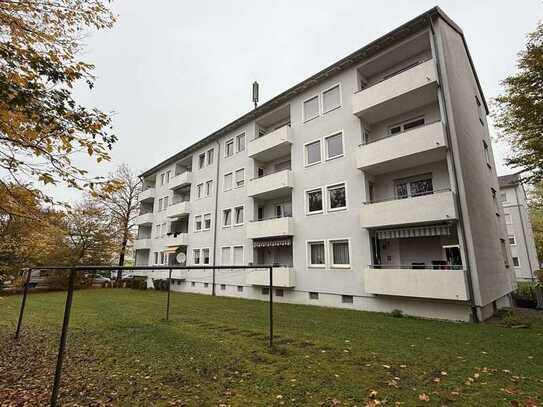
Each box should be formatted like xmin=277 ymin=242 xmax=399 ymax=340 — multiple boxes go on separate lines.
xmin=376 ymin=225 xmax=450 ymax=240
xmin=164 ymin=247 xmax=179 ymax=253
xmin=253 ymin=237 xmax=292 ymax=248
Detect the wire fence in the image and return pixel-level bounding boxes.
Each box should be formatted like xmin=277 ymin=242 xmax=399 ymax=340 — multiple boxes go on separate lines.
xmin=13 ymin=264 xmax=275 ymax=407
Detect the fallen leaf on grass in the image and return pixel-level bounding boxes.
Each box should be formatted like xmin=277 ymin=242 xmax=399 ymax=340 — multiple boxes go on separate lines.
xmin=418 ymin=393 xmax=430 ymax=402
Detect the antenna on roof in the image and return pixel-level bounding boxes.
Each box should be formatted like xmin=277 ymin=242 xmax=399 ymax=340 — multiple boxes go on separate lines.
xmin=252 ymin=81 xmax=259 ymax=109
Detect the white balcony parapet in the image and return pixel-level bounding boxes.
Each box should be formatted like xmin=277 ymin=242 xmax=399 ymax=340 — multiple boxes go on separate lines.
xmin=166 ymin=201 xmax=190 ymax=218
xmin=136 ymin=212 xmax=154 ymax=225
xmin=168 ymin=172 xmax=192 ymax=190
xmin=138 ymin=188 xmax=155 ymax=202
xmin=163 ymin=233 xmax=189 ymax=248
xmin=133 ymin=238 xmax=152 ymax=250
xmin=248 ymin=125 xmax=293 ymax=161
xmin=132 ymin=270 xmax=187 ymax=281
xmin=360 ymin=190 xmax=457 ymax=228
xmin=356 ymin=121 xmax=447 ymax=174
xmin=364 ymin=266 xmax=468 ymax=301
xmin=247 ymin=216 xmax=294 ymax=239
xmin=247 ymin=267 xmax=295 ymax=288
xmin=353 ymin=59 xmax=437 ymax=122
xmin=247 ymin=170 xmax=293 ymax=199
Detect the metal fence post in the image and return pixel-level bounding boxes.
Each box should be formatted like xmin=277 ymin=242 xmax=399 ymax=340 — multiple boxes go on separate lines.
xmin=15 ymin=268 xmax=32 ymax=339
xmin=50 ymin=268 xmax=76 ymax=407
xmin=269 ymin=266 xmax=273 ymax=348
xmin=166 ymin=268 xmax=172 ymax=321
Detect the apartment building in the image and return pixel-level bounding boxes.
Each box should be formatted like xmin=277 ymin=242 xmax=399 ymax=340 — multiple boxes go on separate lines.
xmin=134 ymin=7 xmax=516 ymax=322
xmin=498 ymin=173 xmax=540 ymax=281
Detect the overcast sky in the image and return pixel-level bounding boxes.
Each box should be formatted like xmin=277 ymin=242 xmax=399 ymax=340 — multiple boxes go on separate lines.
xmin=62 ymin=0 xmax=542 ymax=203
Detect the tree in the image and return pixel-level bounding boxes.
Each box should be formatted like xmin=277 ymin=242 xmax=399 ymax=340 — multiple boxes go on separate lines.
xmin=528 ymin=182 xmax=543 ymax=263
xmin=0 ymin=0 xmax=117 ymax=217
xmin=94 ymin=164 xmax=141 ymax=280
xmin=493 ymin=22 xmax=543 ymax=184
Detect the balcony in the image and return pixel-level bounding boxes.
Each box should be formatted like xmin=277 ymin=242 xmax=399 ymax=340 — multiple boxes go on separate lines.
xmin=247 ymin=267 xmax=295 ymax=288
xmin=247 ymin=216 xmax=294 ymax=239
xmin=360 ymin=190 xmax=457 ymax=228
xmin=353 ymin=59 xmax=438 ymax=123
xmin=138 ymin=188 xmax=155 ymax=203
xmin=136 ymin=212 xmax=153 ymax=226
xmin=168 ymin=172 xmax=192 ymax=190
xmin=248 ymin=125 xmax=293 ymax=162
xmin=247 ymin=170 xmax=293 ymax=200
xmin=356 ymin=121 xmax=447 ymax=174
xmin=164 ymin=233 xmax=189 ymax=248
xmin=166 ymin=201 xmax=190 ymax=218
xmin=364 ymin=266 xmax=469 ymax=301
xmin=133 ymin=238 xmax=152 ymax=250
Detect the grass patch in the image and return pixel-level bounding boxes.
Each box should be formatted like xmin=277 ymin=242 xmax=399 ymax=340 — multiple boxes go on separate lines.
xmin=1 ymin=289 xmax=542 ymax=406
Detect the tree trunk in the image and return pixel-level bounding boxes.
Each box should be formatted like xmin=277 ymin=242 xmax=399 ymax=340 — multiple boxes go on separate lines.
xmin=536 ymin=285 xmax=543 ymax=310
xmin=116 ymin=220 xmax=129 ymax=286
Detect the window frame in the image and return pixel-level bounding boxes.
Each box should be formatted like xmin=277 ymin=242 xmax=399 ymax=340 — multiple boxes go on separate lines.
xmin=302 ymin=94 xmax=320 ymax=123
xmin=508 ymin=235 xmax=516 ymax=246
xmin=233 ymin=205 xmax=244 ymax=226
xmin=194 ymin=215 xmax=202 ymax=232
xmin=207 ymin=148 xmax=214 ymax=166
xmin=193 ymin=248 xmax=201 ymax=265
xmin=233 ymin=245 xmax=244 ymax=266
xmin=198 ymin=153 xmax=206 ymax=169
xmin=305 ymin=187 xmax=324 ymax=215
xmin=307 ymin=239 xmax=326 ymax=268
xmin=482 ymin=140 xmax=491 ymax=169
xmin=205 ymin=180 xmax=213 ymax=197
xmin=202 ymin=248 xmax=210 ymax=265
xmin=321 ymin=83 xmax=342 ymax=114
xmin=324 ymin=130 xmax=344 ymax=161
xmin=220 ymin=246 xmax=232 ymax=265
xmin=223 ymin=208 xmax=232 ymax=227
xmin=224 ymin=172 xmax=233 ymax=191
xmin=235 ymin=133 xmax=246 ymax=153
xmin=329 ymin=238 xmax=351 ymax=269
xmin=225 ymin=138 xmax=234 ymax=158
xmin=234 ymin=168 xmax=245 ymax=188
xmin=304 ymin=139 xmax=322 ymax=167
xmin=504 ymin=213 xmax=512 ymax=225
xmin=326 ymin=182 xmax=347 ymax=212
xmin=196 ymin=183 xmax=203 ymax=199
xmin=512 ymin=256 xmax=520 ymax=268
xmin=203 ymin=213 xmax=212 ymax=231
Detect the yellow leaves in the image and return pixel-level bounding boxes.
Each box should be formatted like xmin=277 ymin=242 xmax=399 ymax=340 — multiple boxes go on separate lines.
xmin=418 ymin=393 xmax=430 ymax=402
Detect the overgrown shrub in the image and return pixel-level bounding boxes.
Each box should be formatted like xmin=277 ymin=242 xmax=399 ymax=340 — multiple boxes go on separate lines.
xmin=126 ymin=278 xmax=147 ymax=290
xmin=512 ymin=282 xmax=537 ymax=308
xmin=390 ymin=309 xmax=404 ymax=318
xmin=153 ymin=279 xmax=169 ymax=291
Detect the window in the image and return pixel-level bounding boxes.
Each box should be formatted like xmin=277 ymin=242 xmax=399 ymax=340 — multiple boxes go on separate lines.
xmin=224 ymin=173 xmax=233 ymax=191
xmin=163 ymin=196 xmax=168 ymax=209
xmin=341 ymin=295 xmax=353 ymax=304
xmin=204 ymin=282 xmax=209 ymax=288
xmin=500 ymin=239 xmax=509 ymax=268
xmin=154 ymin=252 xmax=158 ymax=264
xmin=261 ymin=287 xmax=270 ymax=295
xmin=395 ymin=176 xmax=433 ymax=199
xmin=223 ymin=208 xmax=232 ymax=227
xmin=275 ymin=289 xmax=284 ymax=297
xmin=235 ymin=168 xmax=245 ymax=187
xmin=166 ymin=171 xmax=171 ymax=184
xmin=322 ymin=84 xmax=341 ymax=113
xmin=158 ymin=198 xmax=163 ymax=211
xmin=196 ymin=183 xmax=203 ymax=199
xmin=160 ymin=252 xmax=165 ymax=264
xmin=513 ymin=257 xmax=520 ymax=267
xmin=482 ymin=140 xmax=491 ymax=168
xmin=500 ymin=192 xmax=507 ymax=203
xmin=204 ymin=213 xmax=211 ymax=230
xmin=309 ymin=292 xmax=319 ymax=300
xmin=160 ymin=173 xmax=165 ymax=185
xmin=202 ymin=248 xmax=210 ymax=265
xmin=194 ymin=215 xmax=202 ymax=231
xmin=162 ymin=223 xmax=166 ymax=237
xmin=388 ymin=117 xmax=426 ymax=136
xmin=308 ymin=241 xmax=325 ymax=267
xmin=306 ymin=188 xmax=323 ymax=214
xmin=325 ymin=132 xmax=344 ymax=160
xmin=327 ymin=183 xmax=346 ymax=211
xmin=505 ymin=213 xmax=512 ymax=225
xmin=207 ymin=148 xmax=214 ymax=165
xmin=220 ymin=284 xmax=226 ymax=290
xmin=205 ymin=180 xmax=213 ymax=197
xmin=303 ymin=95 xmax=319 ymax=122
xmin=305 ymin=140 xmax=321 ymax=166
xmin=199 ymin=153 xmax=205 ymax=169
xmin=221 ymin=247 xmax=231 ymax=265
xmin=155 ymin=224 xmax=160 ymax=238
xmin=236 ymin=133 xmax=245 ymax=152
xmin=234 ymin=206 xmax=244 ymax=225
xmin=225 ymin=139 xmax=234 ymax=157
xmin=508 ymin=235 xmax=516 ymax=245
xmin=233 ymin=246 xmax=244 ymax=265
xmin=330 ymin=239 xmax=350 ymax=267
xmin=237 ymin=286 xmax=244 ymax=292
xmin=193 ymin=249 xmax=200 ymax=265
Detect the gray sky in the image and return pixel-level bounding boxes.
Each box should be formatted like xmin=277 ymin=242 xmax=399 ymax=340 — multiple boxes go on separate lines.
xmin=62 ymin=0 xmax=542 ymax=203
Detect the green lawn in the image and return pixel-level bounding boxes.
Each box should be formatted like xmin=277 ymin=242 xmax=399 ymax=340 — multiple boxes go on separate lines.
xmin=0 ymin=289 xmax=542 ymax=406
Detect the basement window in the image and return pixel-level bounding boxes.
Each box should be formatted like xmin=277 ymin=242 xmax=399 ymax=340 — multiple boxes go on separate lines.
xmin=341 ymin=295 xmax=353 ymax=304
xmin=237 ymin=286 xmax=244 ymax=292
xmin=261 ymin=287 xmax=270 ymax=295
xmin=275 ymin=289 xmax=284 ymax=297
xmin=309 ymin=292 xmax=319 ymax=300
xmin=220 ymin=284 xmax=226 ymax=290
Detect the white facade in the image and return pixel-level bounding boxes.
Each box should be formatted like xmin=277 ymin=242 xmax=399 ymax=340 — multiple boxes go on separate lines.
xmin=498 ymin=174 xmax=540 ymax=281
xmin=134 ymin=7 xmax=516 ymax=322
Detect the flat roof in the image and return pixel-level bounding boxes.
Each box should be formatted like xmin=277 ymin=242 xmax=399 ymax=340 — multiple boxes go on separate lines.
xmin=140 ymin=6 xmax=488 ymax=178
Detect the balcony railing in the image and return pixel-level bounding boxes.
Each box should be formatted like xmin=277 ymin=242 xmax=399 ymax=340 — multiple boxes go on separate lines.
xmin=168 ymin=171 xmax=192 ymax=190
xmin=364 ymin=188 xmax=451 ymax=205
xmin=248 ymin=125 xmax=293 ymax=161
xmin=247 ymin=216 xmax=294 ymax=239
xmin=247 ymin=169 xmax=292 ymax=199
xmin=138 ymin=188 xmax=155 ymax=202
xmin=368 ymin=264 xmax=463 ymax=271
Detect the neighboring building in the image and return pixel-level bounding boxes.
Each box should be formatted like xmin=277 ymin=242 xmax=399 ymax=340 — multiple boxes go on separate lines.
xmin=498 ymin=173 xmax=540 ymax=281
xmin=134 ymin=7 xmax=516 ymax=321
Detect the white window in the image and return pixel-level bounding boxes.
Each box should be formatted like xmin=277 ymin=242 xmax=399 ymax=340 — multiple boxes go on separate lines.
xmin=508 ymin=235 xmax=516 ymax=246
xmin=205 ymin=180 xmax=212 ymax=197
xmin=225 ymin=139 xmax=234 ymax=157
xmin=234 ymin=206 xmax=244 ymax=225
xmin=163 ymin=196 xmax=169 ymax=209
xmin=155 ymin=224 xmax=160 ymax=238
xmin=160 ymin=252 xmax=165 ymax=264
xmin=158 ymin=198 xmax=163 ymax=211
xmin=196 ymin=183 xmax=203 ymax=199
xmin=305 ymin=140 xmax=321 ymax=166
xmin=482 ymin=140 xmax=491 ymax=168
xmin=327 ymin=183 xmax=346 ymax=211
xmin=236 ymin=133 xmax=245 ymax=152
xmin=224 ymin=173 xmax=233 ymax=191
xmin=322 ymin=84 xmax=341 ymax=113
xmin=160 ymin=173 xmax=165 ymax=186
xmin=303 ymin=95 xmax=319 ymax=122
xmin=505 ymin=213 xmax=512 ymax=225
xmin=306 ymin=188 xmax=323 ymax=214
xmin=162 ymin=222 xmax=167 ymax=237
xmin=325 ymin=132 xmax=344 ymax=160
xmin=235 ymin=168 xmax=245 ymax=188
xmin=513 ymin=256 xmax=520 ymax=267
xmin=199 ymin=153 xmax=205 ymax=169
xmin=500 ymin=192 xmax=508 ymax=203
xmin=330 ymin=239 xmax=350 ymax=268
xmin=202 ymin=248 xmax=210 ymax=265
xmin=207 ymin=148 xmax=214 ymax=165
xmin=154 ymin=252 xmax=158 ymax=264
xmin=204 ymin=213 xmax=211 ymax=230
xmin=223 ymin=208 xmax=232 ymax=227
xmin=221 ymin=246 xmax=232 ymax=265
xmin=193 ymin=249 xmax=201 ymax=265
xmin=233 ymin=246 xmax=244 ymax=265
xmin=194 ymin=215 xmax=202 ymax=231
xmin=308 ymin=241 xmax=326 ymax=267
xmin=166 ymin=171 xmax=171 ymax=184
